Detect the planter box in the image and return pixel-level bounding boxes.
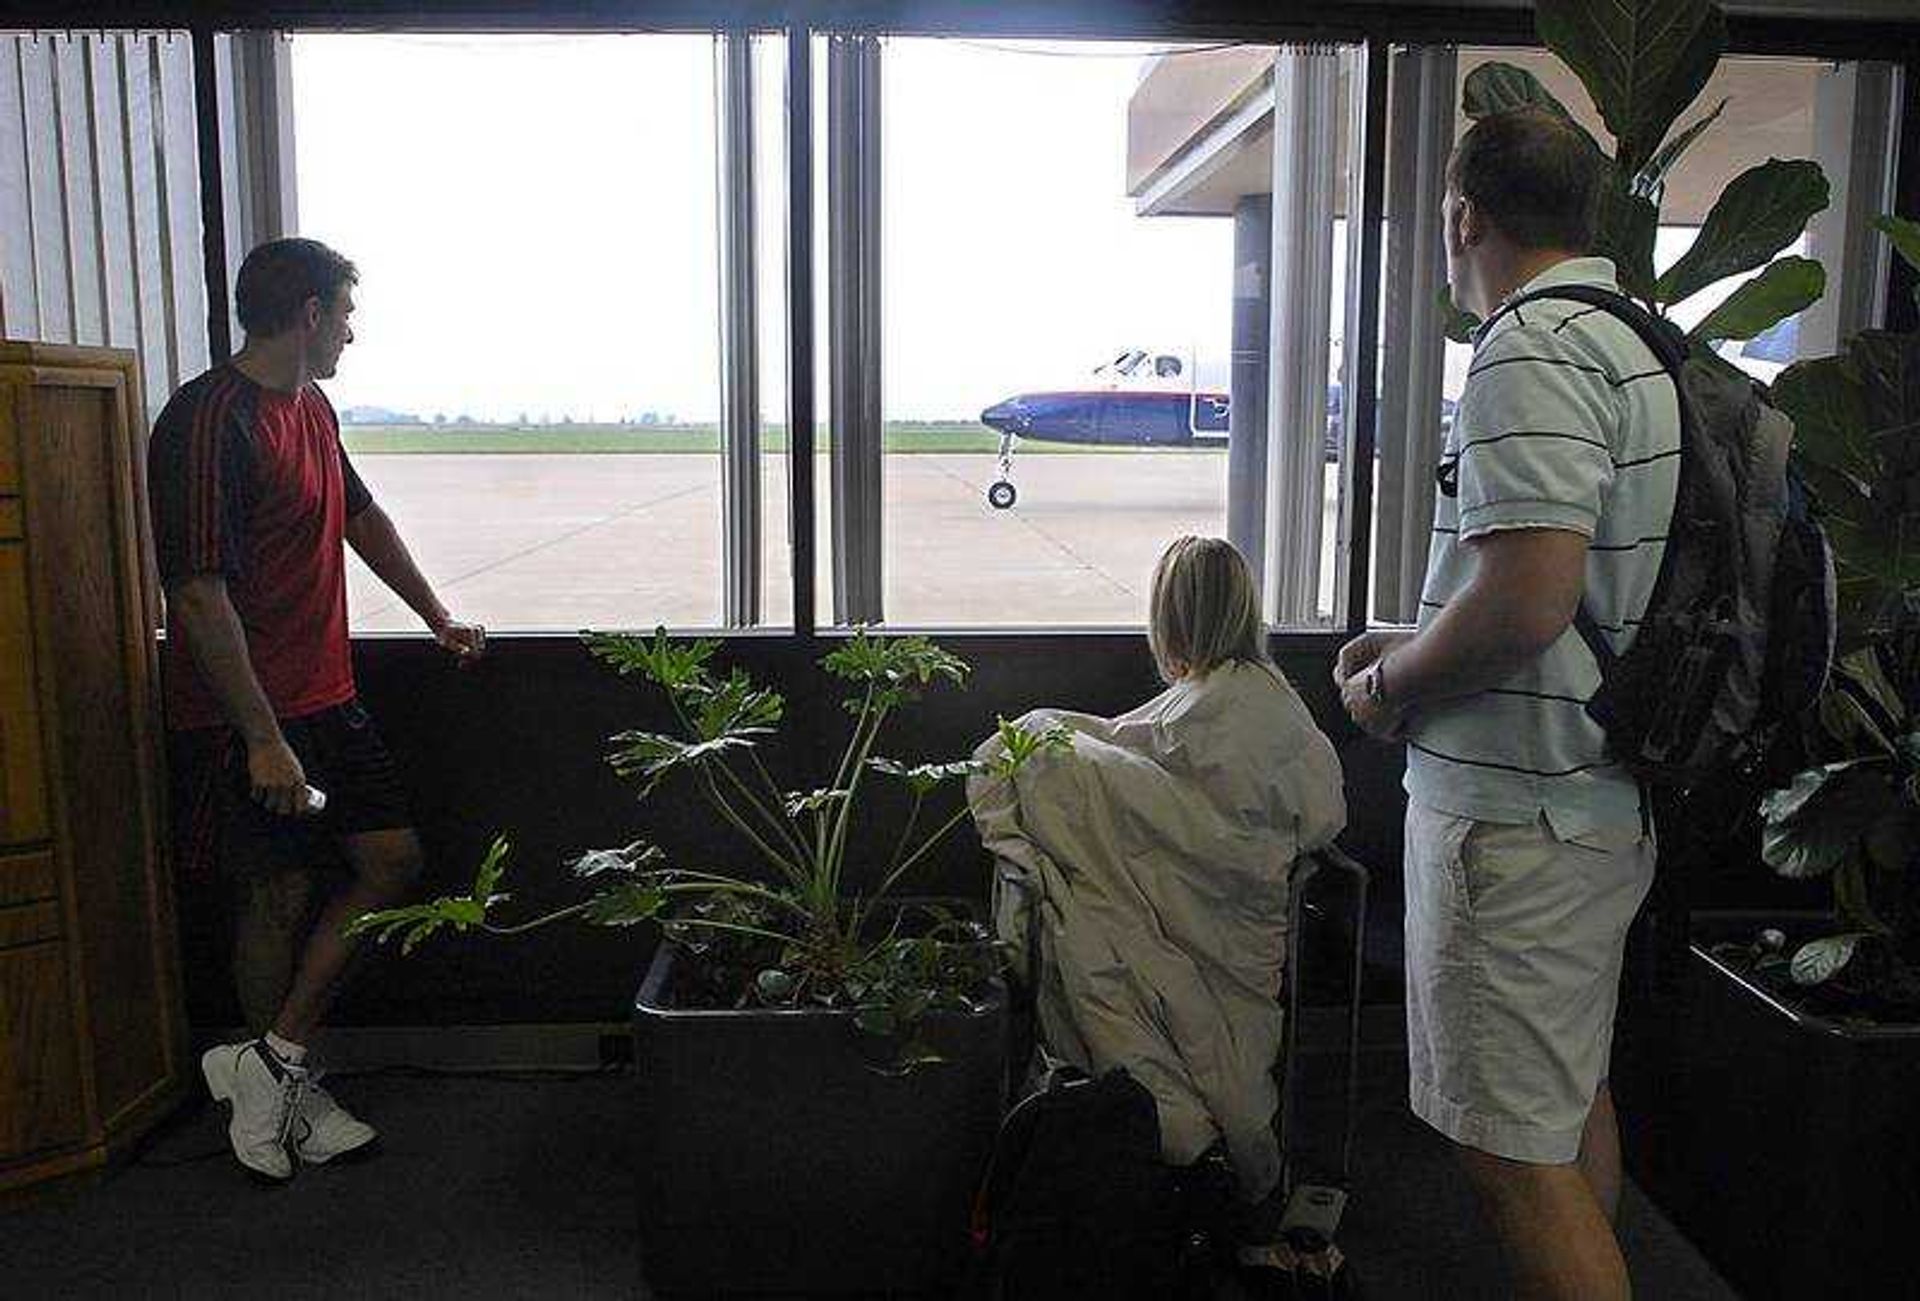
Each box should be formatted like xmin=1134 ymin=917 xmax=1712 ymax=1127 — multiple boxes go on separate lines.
xmin=1646 ymin=915 xmax=1920 ymax=1301
xmin=631 ymin=942 xmax=1007 ymax=1296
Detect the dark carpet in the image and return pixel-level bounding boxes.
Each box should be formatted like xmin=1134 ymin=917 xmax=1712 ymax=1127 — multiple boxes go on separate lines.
xmin=2 ymin=1053 xmax=1738 ymax=1299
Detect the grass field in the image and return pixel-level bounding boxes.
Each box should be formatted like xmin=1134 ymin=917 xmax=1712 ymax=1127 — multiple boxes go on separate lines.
xmin=339 ymin=422 xmax=1207 ymax=455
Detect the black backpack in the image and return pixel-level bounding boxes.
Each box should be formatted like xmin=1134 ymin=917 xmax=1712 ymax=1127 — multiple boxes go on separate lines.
xmin=967 ymin=1062 xmax=1223 ymax=1300
xmin=1489 ymin=284 xmax=1836 ymax=788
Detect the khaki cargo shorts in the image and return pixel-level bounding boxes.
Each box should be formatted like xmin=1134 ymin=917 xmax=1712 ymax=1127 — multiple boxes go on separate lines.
xmin=1403 ymin=799 xmax=1656 ymax=1164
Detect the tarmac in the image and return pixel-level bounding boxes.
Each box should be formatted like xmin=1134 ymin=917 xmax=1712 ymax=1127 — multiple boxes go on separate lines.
xmin=346 ymin=451 xmax=1340 ymax=632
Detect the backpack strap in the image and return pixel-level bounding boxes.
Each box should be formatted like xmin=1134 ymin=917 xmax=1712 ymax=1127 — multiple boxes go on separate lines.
xmin=1477 ymin=280 xmax=1688 ymax=818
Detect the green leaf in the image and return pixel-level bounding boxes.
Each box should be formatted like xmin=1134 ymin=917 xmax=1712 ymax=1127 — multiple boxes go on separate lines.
xmin=1875 ymin=214 xmax=1920 ymax=277
xmin=1535 ymin=0 xmax=1725 ymax=177
xmin=569 ymin=840 xmax=664 ymax=878
xmin=1437 ymin=285 xmax=1481 ymax=345
xmin=866 ymin=756 xmax=984 ymax=796
xmin=685 ymin=668 xmax=784 ymax=741
xmin=783 ymin=786 xmax=849 ymax=816
xmin=1633 ymin=98 xmax=1726 ymax=200
xmin=582 ymin=880 xmax=668 ymax=926
xmin=1688 ymin=257 xmax=1826 ymax=344
xmin=1593 ymin=179 xmax=1660 ymax=302
xmin=1837 ymin=647 xmax=1908 ymax=732
xmin=1777 ymin=354 xmax=1873 ymax=484
xmin=1461 ymin=62 xmax=1578 ymax=122
xmin=345 ymin=839 xmax=514 ymax=953
xmin=585 ymin=626 xmax=718 ymax=694
xmin=1790 ymin=932 xmax=1871 ymax=986
xmin=983 ymin=717 xmax=1075 ymax=781
xmin=1818 ymin=686 xmax=1897 ymax=758
xmin=1758 ymin=762 xmax=1899 ymax=879
xmin=607 ymin=729 xmax=757 ymax=794
xmin=1656 ymin=160 xmax=1830 ymax=307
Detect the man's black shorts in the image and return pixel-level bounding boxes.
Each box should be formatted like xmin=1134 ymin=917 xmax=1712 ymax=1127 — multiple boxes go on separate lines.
xmin=172 ymin=697 xmax=412 ymax=881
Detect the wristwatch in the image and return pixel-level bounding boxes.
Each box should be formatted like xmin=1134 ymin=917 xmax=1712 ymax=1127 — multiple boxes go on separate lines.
xmin=1365 ymin=658 xmax=1387 ymax=706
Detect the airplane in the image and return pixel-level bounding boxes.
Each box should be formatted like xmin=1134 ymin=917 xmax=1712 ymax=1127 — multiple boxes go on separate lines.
xmin=977 ymin=347 xmax=1324 ymax=510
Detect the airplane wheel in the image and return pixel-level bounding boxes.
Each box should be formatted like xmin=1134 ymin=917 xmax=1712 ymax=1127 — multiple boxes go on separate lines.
xmin=987 ymin=480 xmax=1017 ymax=510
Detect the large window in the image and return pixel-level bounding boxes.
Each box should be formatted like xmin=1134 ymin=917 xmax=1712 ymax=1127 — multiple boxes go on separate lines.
xmin=291 ymin=33 xmax=764 ymax=633
xmin=1367 ymin=45 xmax=1905 ymax=626
xmin=810 ymin=38 xmax=1360 ymax=628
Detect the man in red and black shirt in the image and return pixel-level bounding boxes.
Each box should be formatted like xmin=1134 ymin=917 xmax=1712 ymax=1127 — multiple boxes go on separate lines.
xmin=149 ymin=238 xmax=485 ymax=1183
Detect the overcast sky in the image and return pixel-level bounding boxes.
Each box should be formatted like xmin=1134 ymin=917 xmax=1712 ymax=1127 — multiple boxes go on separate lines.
xmin=292 ymin=34 xmax=1236 ymax=423
xmin=292 ymin=34 xmax=1770 ymax=424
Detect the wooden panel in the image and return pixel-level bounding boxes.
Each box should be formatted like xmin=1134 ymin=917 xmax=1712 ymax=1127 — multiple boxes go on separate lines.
xmin=19 ymin=379 xmax=168 ymax=1127
xmin=0 ymin=900 xmax=60 ymax=947
xmin=0 ymin=385 xmax=17 ymax=493
xmin=0 ymin=499 xmax=20 ymax=538
xmin=0 ymin=849 xmax=55 ymax=907
xmin=0 ymin=542 xmax=49 ymax=844
xmin=0 ymin=941 xmax=87 ymax=1162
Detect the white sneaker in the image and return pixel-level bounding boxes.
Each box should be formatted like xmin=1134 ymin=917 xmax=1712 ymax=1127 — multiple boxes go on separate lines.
xmin=200 ymin=1039 xmax=306 ymax=1182
xmin=293 ymin=1076 xmax=378 ymax=1164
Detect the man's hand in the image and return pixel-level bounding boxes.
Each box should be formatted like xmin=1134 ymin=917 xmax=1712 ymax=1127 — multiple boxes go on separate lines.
xmin=1335 ymin=629 xmax=1413 ymax=739
xmin=432 ymin=617 xmax=487 ymax=665
xmin=248 ymin=735 xmax=309 ymax=816
xmin=1333 ymin=629 xmax=1411 ymax=693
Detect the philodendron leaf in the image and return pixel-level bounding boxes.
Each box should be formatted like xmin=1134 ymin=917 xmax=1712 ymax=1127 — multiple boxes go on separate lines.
xmin=1461 ymin=62 xmax=1578 ymax=122
xmin=1818 ymin=686 xmax=1897 ymax=758
xmin=570 ymin=840 xmax=664 ymax=878
xmin=1438 ymin=286 xmax=1481 ymax=345
xmin=582 ymin=880 xmax=669 ymax=927
xmin=1688 ymin=257 xmax=1826 ymax=344
xmin=1656 ymin=160 xmax=1830 ymax=308
xmin=1634 ymin=98 xmax=1727 ymax=200
xmin=585 ymin=626 xmax=717 ymax=693
xmin=1535 ymin=0 xmax=1724 ymax=178
xmin=783 ymin=786 xmax=848 ymax=816
xmin=1790 ymin=932 xmax=1871 ymax=986
xmin=1875 ymin=214 xmax=1920 ymax=276
xmin=345 ymin=836 xmax=514 ymax=953
xmin=866 ymin=756 xmax=983 ymax=796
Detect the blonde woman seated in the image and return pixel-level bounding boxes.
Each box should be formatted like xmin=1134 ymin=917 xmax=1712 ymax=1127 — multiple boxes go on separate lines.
xmin=968 ymin=536 xmax=1346 ymax=1245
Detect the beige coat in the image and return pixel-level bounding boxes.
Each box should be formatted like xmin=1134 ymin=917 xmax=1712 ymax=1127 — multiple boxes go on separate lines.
xmin=968 ymin=661 xmax=1346 ymax=1200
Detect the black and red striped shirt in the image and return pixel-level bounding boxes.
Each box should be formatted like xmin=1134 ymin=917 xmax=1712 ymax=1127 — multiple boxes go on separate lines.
xmin=148 ymin=365 xmax=373 ymax=730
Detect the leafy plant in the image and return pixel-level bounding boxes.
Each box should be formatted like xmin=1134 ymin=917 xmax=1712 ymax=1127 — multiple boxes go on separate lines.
xmin=347 ymin=627 xmax=1071 ymax=1067
xmin=1446 ymin=0 xmax=1829 ymax=352
xmin=1755 ymin=221 xmax=1920 ymax=1016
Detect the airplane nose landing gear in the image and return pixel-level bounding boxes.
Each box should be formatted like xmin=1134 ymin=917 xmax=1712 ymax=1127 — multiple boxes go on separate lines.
xmin=986 ymin=431 xmax=1018 ymax=510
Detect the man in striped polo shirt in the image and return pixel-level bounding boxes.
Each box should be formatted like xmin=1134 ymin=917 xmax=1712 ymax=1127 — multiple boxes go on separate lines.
xmin=1336 ymin=109 xmax=1679 ymax=1299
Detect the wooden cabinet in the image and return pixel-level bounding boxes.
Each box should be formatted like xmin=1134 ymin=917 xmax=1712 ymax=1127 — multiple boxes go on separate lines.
xmin=0 ymin=341 xmax=186 ymax=1192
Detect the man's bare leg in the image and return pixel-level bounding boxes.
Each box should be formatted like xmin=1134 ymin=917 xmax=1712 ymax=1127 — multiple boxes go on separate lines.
xmin=271 ymin=827 xmax=423 ymax=1045
xmin=1457 ymin=1145 xmax=1631 ymax=1301
xmin=232 ymin=869 xmax=316 ymax=1036
xmin=1578 ymin=1081 xmax=1624 ymax=1225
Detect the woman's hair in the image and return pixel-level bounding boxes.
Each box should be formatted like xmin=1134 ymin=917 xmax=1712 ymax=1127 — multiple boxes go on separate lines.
xmin=1148 ymin=536 xmax=1269 ymax=683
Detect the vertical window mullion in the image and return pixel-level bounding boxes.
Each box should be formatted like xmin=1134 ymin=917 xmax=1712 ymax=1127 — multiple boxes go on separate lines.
xmin=1264 ymin=46 xmax=1341 ymax=627
xmin=1337 ymin=41 xmax=1387 ymax=634
xmin=785 ymin=25 xmax=817 ymax=636
xmin=826 ymin=33 xmax=882 ymax=626
xmin=1372 ymin=45 xmax=1454 ymax=626
xmin=717 ymin=32 xmax=762 ymax=627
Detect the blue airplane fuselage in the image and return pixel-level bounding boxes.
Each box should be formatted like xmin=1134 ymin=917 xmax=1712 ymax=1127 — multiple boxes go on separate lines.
xmin=979 ymin=389 xmax=1230 ymax=447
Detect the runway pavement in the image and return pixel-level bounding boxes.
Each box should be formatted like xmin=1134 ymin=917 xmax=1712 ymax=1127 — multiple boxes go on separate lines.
xmin=347 ymin=451 xmax=1340 ymax=632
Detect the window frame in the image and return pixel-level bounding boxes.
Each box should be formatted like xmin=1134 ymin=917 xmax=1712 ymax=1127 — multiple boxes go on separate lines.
xmin=16 ymin=0 xmax=1913 ymax=647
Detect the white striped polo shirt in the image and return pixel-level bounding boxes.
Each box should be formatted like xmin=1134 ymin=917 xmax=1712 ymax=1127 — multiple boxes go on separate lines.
xmin=1404 ymin=257 xmax=1681 ymax=843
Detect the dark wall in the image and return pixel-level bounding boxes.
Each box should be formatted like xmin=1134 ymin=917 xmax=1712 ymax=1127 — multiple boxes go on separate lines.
xmin=174 ymin=630 xmax=1820 ymax=1027
xmin=177 ymin=632 xmax=1413 ymax=1025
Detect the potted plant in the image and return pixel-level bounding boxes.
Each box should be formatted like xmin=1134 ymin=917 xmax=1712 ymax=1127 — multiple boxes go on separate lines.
xmin=349 ymin=627 xmax=1068 ymax=1294
xmin=1656 ymin=216 xmax=1920 ymax=1301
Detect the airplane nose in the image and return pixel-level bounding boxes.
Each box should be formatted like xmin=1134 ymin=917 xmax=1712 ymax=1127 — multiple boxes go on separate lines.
xmin=981 ymin=398 xmax=1027 ymax=431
